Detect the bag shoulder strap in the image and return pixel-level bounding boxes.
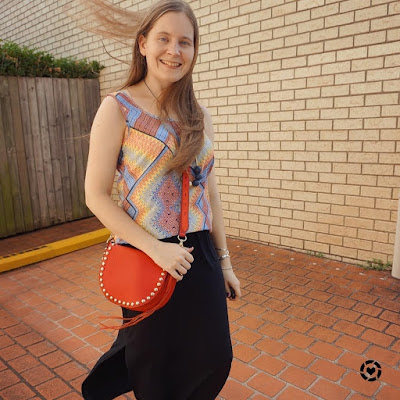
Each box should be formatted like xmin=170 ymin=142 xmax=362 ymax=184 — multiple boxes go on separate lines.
xmin=178 ymin=170 xmax=190 ymax=246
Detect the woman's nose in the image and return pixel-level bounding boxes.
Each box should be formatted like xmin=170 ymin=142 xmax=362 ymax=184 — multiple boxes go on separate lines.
xmin=167 ymin=41 xmax=181 ymax=55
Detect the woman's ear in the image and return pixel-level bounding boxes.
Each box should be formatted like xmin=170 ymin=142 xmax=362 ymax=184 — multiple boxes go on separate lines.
xmin=138 ymin=34 xmax=147 ymax=56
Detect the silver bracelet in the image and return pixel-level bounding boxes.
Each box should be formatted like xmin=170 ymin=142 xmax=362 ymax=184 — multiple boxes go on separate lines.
xmin=216 ymin=247 xmax=229 ymax=252
xmin=216 ymin=248 xmax=230 ymax=259
xmin=221 ymin=266 xmax=233 ymax=270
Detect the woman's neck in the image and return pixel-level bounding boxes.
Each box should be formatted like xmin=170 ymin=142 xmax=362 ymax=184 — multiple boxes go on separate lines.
xmin=142 ymin=74 xmax=173 ymax=98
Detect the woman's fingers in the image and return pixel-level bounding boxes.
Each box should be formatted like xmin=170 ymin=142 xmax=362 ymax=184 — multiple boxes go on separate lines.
xmin=232 ymin=283 xmax=242 ymax=298
xmin=183 ymin=246 xmax=195 ymax=263
xmin=181 ymin=258 xmax=192 ymax=271
xmin=224 ymin=282 xmax=234 ymax=299
xmin=159 ymin=244 xmax=195 ymax=281
xmin=223 ymin=273 xmax=241 ymax=300
xmin=174 ymin=270 xmax=184 ymax=281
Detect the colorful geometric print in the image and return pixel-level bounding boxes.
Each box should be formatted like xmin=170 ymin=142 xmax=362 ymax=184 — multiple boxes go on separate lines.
xmin=107 ymin=91 xmax=215 ymax=240
xmin=111 ymin=91 xmax=179 ymax=152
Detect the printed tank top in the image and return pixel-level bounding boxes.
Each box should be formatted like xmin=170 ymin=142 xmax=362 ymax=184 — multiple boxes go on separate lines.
xmin=107 ymin=90 xmax=214 ymax=240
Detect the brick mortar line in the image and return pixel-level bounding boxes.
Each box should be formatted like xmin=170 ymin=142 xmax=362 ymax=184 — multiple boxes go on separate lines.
xmin=201 ymin=7 xmax=395 ymax=34
xmin=2 ymin=247 xmax=135 ymax=373
xmin=324 ymin=368 xmax=393 ymax=400
xmin=232 ymin=331 xmax=396 ymax=400
xmin=223 ymin=235 xmax=381 ymax=267
xmin=207 ymin=53 xmax=399 ymax=73
xmin=242 ymin=271 xmax=394 ymax=315
xmin=32 ymin=248 xmax=126 ymax=341
xmin=0 ymin=359 xmax=44 ymax=400
xmin=232 ymin=273 xmax=400 ymax=349
xmin=0 ymin=308 xmax=86 ymax=400
xmin=239 ymin=282 xmax=399 ymax=356
xmin=1 ymin=252 xmax=121 ymax=391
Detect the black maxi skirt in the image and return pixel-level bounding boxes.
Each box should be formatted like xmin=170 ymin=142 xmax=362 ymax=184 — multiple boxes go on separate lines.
xmin=81 ymin=230 xmax=233 ymax=400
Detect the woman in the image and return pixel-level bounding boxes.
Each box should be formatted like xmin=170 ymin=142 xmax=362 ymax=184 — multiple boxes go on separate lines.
xmin=81 ymin=1 xmax=241 ymax=399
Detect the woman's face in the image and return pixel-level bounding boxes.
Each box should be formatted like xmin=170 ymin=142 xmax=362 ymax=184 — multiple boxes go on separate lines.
xmin=139 ymin=12 xmax=195 ymax=89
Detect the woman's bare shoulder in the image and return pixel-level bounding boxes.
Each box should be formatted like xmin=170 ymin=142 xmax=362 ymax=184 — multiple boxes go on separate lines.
xmin=92 ymin=94 xmax=126 ymax=137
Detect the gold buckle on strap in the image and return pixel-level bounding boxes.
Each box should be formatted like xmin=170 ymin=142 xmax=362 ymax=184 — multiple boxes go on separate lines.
xmin=177 ymin=235 xmax=187 ymax=247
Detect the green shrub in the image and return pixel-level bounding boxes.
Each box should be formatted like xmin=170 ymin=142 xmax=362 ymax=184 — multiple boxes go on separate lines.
xmin=0 ymin=39 xmax=104 ymax=78
xmin=358 ymin=258 xmax=392 ymax=271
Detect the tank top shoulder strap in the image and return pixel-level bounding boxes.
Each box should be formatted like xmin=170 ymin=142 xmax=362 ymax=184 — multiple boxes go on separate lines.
xmin=105 ymin=90 xmax=137 ymax=127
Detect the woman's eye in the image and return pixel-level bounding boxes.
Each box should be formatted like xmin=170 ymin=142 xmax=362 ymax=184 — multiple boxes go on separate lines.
xmin=158 ymin=37 xmax=190 ymax=46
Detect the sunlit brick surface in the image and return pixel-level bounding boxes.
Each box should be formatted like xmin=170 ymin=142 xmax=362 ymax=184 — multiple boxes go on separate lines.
xmin=1 ymin=236 xmax=400 ymax=399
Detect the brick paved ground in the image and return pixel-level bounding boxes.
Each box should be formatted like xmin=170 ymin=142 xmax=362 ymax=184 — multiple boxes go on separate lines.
xmin=1 ymin=236 xmax=400 ymax=399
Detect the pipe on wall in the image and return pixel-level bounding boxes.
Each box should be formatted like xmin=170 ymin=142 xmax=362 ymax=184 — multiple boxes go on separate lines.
xmin=391 ymin=191 xmax=400 ymax=279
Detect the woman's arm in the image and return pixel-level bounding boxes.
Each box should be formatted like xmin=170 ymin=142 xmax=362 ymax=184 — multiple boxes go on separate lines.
xmin=201 ymin=106 xmax=242 ymax=299
xmin=85 ymin=95 xmax=193 ymax=281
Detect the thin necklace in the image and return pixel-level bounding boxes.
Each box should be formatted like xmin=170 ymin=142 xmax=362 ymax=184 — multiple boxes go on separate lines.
xmin=143 ymin=79 xmax=173 ymax=121
xmin=143 ymin=79 xmax=159 ymax=100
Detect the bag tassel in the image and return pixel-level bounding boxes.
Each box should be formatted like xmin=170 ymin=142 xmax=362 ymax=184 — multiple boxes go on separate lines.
xmin=98 ymin=276 xmax=176 ymax=330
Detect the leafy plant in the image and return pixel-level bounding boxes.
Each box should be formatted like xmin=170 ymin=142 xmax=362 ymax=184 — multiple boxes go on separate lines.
xmin=306 ymin=250 xmax=325 ymax=258
xmin=358 ymin=258 xmax=392 ymax=271
xmin=0 ymin=39 xmax=104 ymax=78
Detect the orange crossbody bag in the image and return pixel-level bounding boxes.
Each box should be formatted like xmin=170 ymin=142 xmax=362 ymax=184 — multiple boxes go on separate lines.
xmin=98 ymin=171 xmax=190 ymax=330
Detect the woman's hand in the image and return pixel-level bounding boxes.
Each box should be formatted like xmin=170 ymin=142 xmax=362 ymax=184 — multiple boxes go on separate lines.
xmin=222 ymin=269 xmax=241 ymax=301
xmin=150 ymin=241 xmax=194 ymax=281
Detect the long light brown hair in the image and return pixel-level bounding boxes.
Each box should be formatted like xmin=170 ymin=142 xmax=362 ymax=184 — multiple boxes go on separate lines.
xmin=72 ymin=0 xmax=204 ymax=174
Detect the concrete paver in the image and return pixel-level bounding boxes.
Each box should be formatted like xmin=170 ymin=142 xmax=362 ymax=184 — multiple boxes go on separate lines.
xmin=1 ymin=234 xmax=400 ymax=399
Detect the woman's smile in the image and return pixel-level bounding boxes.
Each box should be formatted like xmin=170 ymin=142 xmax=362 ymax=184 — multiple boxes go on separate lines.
xmin=160 ymin=59 xmax=182 ymax=68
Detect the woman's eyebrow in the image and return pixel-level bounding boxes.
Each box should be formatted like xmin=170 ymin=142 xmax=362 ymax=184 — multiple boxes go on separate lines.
xmin=156 ymin=31 xmax=193 ymax=42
